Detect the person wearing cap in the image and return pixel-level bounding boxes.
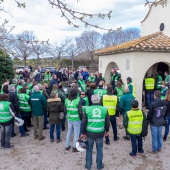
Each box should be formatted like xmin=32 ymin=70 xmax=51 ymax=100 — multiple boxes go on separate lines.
xmin=147 ymin=90 xmax=167 ymax=154
xmin=110 ymin=68 xmax=120 ymax=89
xmin=123 ymin=100 xmax=146 ymax=158
xmin=127 ymin=77 xmax=136 ymax=98
xmin=101 ymin=85 xmax=119 ymax=144
xmin=82 ymin=94 xmax=110 ymax=170
xmin=120 ymin=86 xmax=135 ymax=140
xmin=29 ymin=85 xmax=47 ymax=140
xmin=144 ymin=73 xmax=155 ymax=109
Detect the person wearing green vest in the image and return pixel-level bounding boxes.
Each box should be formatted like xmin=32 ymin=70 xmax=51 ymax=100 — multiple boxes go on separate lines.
xmin=93 ymin=82 xmax=107 ymax=99
xmin=123 ymin=100 xmax=146 ymax=158
xmin=78 ymin=76 xmax=86 ymax=92
xmin=161 ymin=82 xmax=168 ymax=100
xmin=16 ymin=79 xmax=24 ymax=94
xmin=127 ymin=77 xmax=136 ymax=98
xmin=115 ymin=81 xmax=124 ymax=100
xmin=29 ymin=85 xmax=47 ymax=140
xmin=144 ymin=73 xmax=155 ymax=109
xmin=155 ymin=72 xmax=162 ymax=90
xmin=65 ymin=88 xmax=83 ymax=153
xmin=18 ymin=88 xmax=31 ymax=132
xmin=110 ymin=68 xmax=120 ymax=89
xmin=164 ymin=71 xmax=170 ymax=87
xmin=88 ymin=73 xmax=96 ymax=83
xmin=82 ymin=94 xmax=110 ymax=170
xmin=43 ymin=69 xmax=52 ymax=82
xmin=0 ymin=94 xmax=17 ymax=149
xmin=101 ymin=86 xmax=119 ymax=144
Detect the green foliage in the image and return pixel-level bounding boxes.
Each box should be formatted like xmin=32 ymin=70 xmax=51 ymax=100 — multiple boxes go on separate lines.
xmin=0 ymin=49 xmax=14 ymax=86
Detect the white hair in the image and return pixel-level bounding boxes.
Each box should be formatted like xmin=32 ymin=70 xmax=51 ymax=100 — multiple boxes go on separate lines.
xmin=33 ymin=85 xmax=40 ymax=92
xmin=37 ymin=83 xmax=43 ymax=90
xmin=91 ymin=94 xmax=100 ymax=104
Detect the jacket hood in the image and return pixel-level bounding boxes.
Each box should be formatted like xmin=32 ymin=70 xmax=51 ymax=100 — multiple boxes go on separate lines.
xmin=47 ymin=98 xmax=61 ymax=103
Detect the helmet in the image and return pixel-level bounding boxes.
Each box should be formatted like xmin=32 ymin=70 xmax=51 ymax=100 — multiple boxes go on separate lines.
xmin=76 ymin=137 xmax=88 ymax=152
xmin=14 ymin=117 xmax=24 ymax=126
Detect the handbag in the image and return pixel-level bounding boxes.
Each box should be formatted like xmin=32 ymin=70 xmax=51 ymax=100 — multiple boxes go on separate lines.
xmin=59 ymin=112 xmax=65 ymax=119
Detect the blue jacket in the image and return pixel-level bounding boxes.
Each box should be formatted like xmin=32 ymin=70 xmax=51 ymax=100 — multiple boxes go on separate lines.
xmin=50 ymin=79 xmax=58 ymax=89
xmin=82 ymin=71 xmax=89 ymax=81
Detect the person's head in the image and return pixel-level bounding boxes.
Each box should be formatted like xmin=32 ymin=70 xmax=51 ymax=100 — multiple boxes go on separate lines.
xmin=38 ymin=66 xmax=41 ymax=71
xmin=68 ymin=88 xmax=77 ymax=101
xmin=90 ymin=73 xmax=94 ymax=77
xmin=33 ymin=85 xmax=40 ymax=92
xmin=107 ymin=86 xmax=113 ymax=94
xmin=70 ymin=83 xmax=78 ymax=89
xmin=131 ymin=100 xmax=139 ymax=109
xmin=65 ymin=81 xmax=70 ymax=86
xmin=50 ymin=92 xmax=58 ymax=98
xmin=165 ymin=89 xmax=170 ymax=101
xmin=24 ymin=67 xmax=28 ymax=72
xmin=8 ymin=84 xmax=16 ymax=93
xmin=112 ymin=68 xmax=117 ymax=74
xmin=95 ymin=71 xmax=99 ymax=76
xmin=52 ymin=84 xmax=58 ymax=90
xmin=12 ymin=78 xmax=18 ymax=85
xmin=58 ymin=83 xmax=63 ymax=89
xmin=127 ymin=77 xmax=132 ymax=84
xmin=19 ymin=71 xmax=23 ymax=75
xmin=91 ymin=94 xmax=100 ymax=104
xmin=46 ymin=69 xmax=50 ymax=73
xmin=164 ymin=71 xmax=169 ymax=76
xmin=161 ymin=81 xmax=166 ymax=88
xmin=116 ymin=81 xmax=122 ymax=88
xmin=23 ymin=83 xmax=29 ymax=89
xmin=0 ymin=94 xmax=8 ymax=101
xmin=53 ymin=74 xmax=57 ymax=79
xmin=3 ymin=79 xmax=10 ymax=85
xmin=80 ymin=91 xmax=86 ymax=98
xmin=118 ymin=78 xmax=124 ymax=85
xmin=123 ymin=86 xmax=129 ymax=93
xmin=99 ymin=73 xmax=102 ymax=77
xmin=98 ymin=82 xmax=103 ymax=88
xmin=147 ymin=73 xmax=152 ymax=78
xmin=79 ymin=76 xmax=83 ymax=80
xmin=18 ymin=79 xmax=24 ymax=86
xmin=37 ymin=83 xmax=43 ymax=90
xmin=154 ymin=90 xmax=161 ymax=99
xmin=90 ymin=83 xmax=97 ymax=89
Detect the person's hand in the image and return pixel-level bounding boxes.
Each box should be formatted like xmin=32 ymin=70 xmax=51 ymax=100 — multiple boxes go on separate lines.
xmin=104 ymin=132 xmax=109 ymax=137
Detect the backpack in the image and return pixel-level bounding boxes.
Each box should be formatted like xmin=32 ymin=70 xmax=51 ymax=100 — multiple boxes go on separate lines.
xmin=141 ymin=119 xmax=149 ymax=138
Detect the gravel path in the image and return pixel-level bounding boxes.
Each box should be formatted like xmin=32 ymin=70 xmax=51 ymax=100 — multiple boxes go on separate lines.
xmin=1 ymin=117 xmax=170 ymax=170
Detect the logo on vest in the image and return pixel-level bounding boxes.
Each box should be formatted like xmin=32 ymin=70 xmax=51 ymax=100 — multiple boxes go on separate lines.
xmin=19 ymin=94 xmax=25 ymax=100
xmin=97 ymin=91 xmax=103 ymax=97
xmin=0 ymin=103 xmax=3 ymax=110
xmin=68 ymin=100 xmax=74 ymax=107
xmin=92 ymin=108 xmax=101 ymax=118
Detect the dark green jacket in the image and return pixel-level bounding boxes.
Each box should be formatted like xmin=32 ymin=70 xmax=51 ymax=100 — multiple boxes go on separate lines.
xmin=120 ymin=92 xmax=135 ymax=115
xmin=57 ymin=89 xmax=67 ymax=103
xmin=29 ymin=91 xmax=47 ymax=116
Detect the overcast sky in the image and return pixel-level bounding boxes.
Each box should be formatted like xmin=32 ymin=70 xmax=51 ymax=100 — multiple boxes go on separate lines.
xmin=1 ymin=0 xmax=149 ymax=44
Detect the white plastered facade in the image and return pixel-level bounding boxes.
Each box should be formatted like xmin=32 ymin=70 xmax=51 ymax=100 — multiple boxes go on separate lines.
xmin=99 ymin=52 xmax=170 ymax=108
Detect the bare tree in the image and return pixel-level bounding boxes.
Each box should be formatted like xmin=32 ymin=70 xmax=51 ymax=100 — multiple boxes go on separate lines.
xmin=76 ymin=30 xmax=102 ymax=69
xmin=66 ymin=40 xmax=80 ymax=69
xmin=102 ymin=28 xmax=140 ymax=47
xmin=48 ymin=39 xmax=70 ymax=67
xmin=12 ymin=31 xmax=35 ymax=66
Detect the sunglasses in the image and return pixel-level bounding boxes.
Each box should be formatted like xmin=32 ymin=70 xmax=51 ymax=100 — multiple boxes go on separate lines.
xmin=81 ymin=94 xmax=85 ymax=95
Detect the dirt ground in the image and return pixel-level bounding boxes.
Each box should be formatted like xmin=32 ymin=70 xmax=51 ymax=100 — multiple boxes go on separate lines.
xmin=1 ymin=116 xmax=170 ymax=170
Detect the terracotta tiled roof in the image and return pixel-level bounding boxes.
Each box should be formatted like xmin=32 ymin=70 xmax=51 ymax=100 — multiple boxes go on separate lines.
xmin=95 ymin=32 xmax=170 ymax=56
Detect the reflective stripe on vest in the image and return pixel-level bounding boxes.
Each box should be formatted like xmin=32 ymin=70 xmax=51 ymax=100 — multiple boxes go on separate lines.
xmin=157 ymin=75 xmax=162 ymax=89
xmin=145 ymin=78 xmax=155 ymax=90
xmin=86 ymin=105 xmax=107 ymax=133
xmin=127 ymin=110 xmax=143 ymax=135
xmin=102 ymin=95 xmax=117 ymax=116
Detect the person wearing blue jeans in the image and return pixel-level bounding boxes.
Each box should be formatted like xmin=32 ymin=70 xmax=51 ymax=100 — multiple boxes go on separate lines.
xmin=1 ymin=125 xmax=12 ymax=148
xmin=164 ymin=116 xmax=170 ymax=141
xmin=50 ymin=124 xmax=61 ymax=142
xmin=66 ymin=120 xmax=81 ymax=148
xmin=145 ymin=92 xmax=154 ymax=109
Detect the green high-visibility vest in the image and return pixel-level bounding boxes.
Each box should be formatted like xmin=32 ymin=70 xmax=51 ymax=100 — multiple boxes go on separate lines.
xmin=88 ymin=76 xmax=95 ymax=83
xmin=43 ymin=73 xmax=52 ymax=81
xmin=161 ymin=87 xmax=168 ymax=100
xmin=145 ymin=78 xmax=155 ymax=90
xmin=116 ymin=87 xmax=123 ymax=100
xmin=18 ymin=93 xmax=31 ymax=112
xmin=110 ymin=74 xmax=119 ymax=84
xmin=156 ymin=75 xmax=162 ymax=89
xmin=0 ymin=85 xmax=4 ymax=94
xmin=86 ymin=105 xmax=107 ymax=133
xmin=0 ymin=101 xmax=13 ymax=123
xmin=78 ymin=80 xmax=86 ymax=91
xmin=93 ymin=88 xmax=107 ymax=98
xmin=26 ymin=89 xmax=31 ymax=95
xmin=129 ymin=83 xmax=136 ymax=98
xmin=28 ymin=83 xmax=33 ymax=90
xmin=103 ymin=95 xmax=117 ymax=116
xmin=17 ymin=85 xmax=23 ymax=94
xmin=65 ymin=98 xmax=80 ymax=121
xmin=127 ymin=110 xmax=143 ymax=135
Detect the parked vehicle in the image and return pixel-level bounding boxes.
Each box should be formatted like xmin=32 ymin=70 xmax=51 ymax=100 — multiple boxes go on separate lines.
xmin=16 ymin=66 xmax=31 ymax=74
xmin=41 ymin=66 xmax=55 ymax=74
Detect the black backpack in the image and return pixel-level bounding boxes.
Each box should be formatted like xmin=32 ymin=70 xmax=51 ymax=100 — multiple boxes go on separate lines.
xmin=141 ymin=119 xmax=149 ymax=138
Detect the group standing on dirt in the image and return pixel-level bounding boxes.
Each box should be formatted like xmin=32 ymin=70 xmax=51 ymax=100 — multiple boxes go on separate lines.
xmin=0 ymin=65 xmax=170 ymax=170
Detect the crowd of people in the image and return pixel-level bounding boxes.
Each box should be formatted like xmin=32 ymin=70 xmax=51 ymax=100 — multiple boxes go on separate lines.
xmin=0 ymin=65 xmax=170 ymax=170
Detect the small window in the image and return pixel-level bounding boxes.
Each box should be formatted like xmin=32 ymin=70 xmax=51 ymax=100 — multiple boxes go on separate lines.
xmin=160 ymin=23 xmax=165 ymax=31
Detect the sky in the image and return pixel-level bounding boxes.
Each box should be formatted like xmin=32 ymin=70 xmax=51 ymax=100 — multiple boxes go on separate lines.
xmin=0 ymin=0 xmax=149 ymax=44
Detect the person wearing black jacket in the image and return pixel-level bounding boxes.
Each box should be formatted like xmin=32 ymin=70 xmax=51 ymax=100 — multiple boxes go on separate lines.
xmin=8 ymin=85 xmax=29 ymax=137
xmin=94 ymin=71 xmax=104 ymax=87
xmin=147 ymin=90 xmax=167 ymax=154
xmin=82 ymin=94 xmax=110 ymax=170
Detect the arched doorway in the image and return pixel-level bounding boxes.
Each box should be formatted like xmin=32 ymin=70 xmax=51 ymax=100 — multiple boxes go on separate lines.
xmin=104 ymin=62 xmax=122 ymax=85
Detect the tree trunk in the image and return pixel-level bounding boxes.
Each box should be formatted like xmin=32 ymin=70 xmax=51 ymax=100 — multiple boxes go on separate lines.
xmin=37 ymin=54 xmax=40 ymax=65
xmin=24 ymin=56 xmax=26 ymax=66
xmin=58 ymin=54 xmax=61 ymax=68
xmin=91 ymin=55 xmax=94 ymax=70
xmin=72 ymin=55 xmax=74 ymax=69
